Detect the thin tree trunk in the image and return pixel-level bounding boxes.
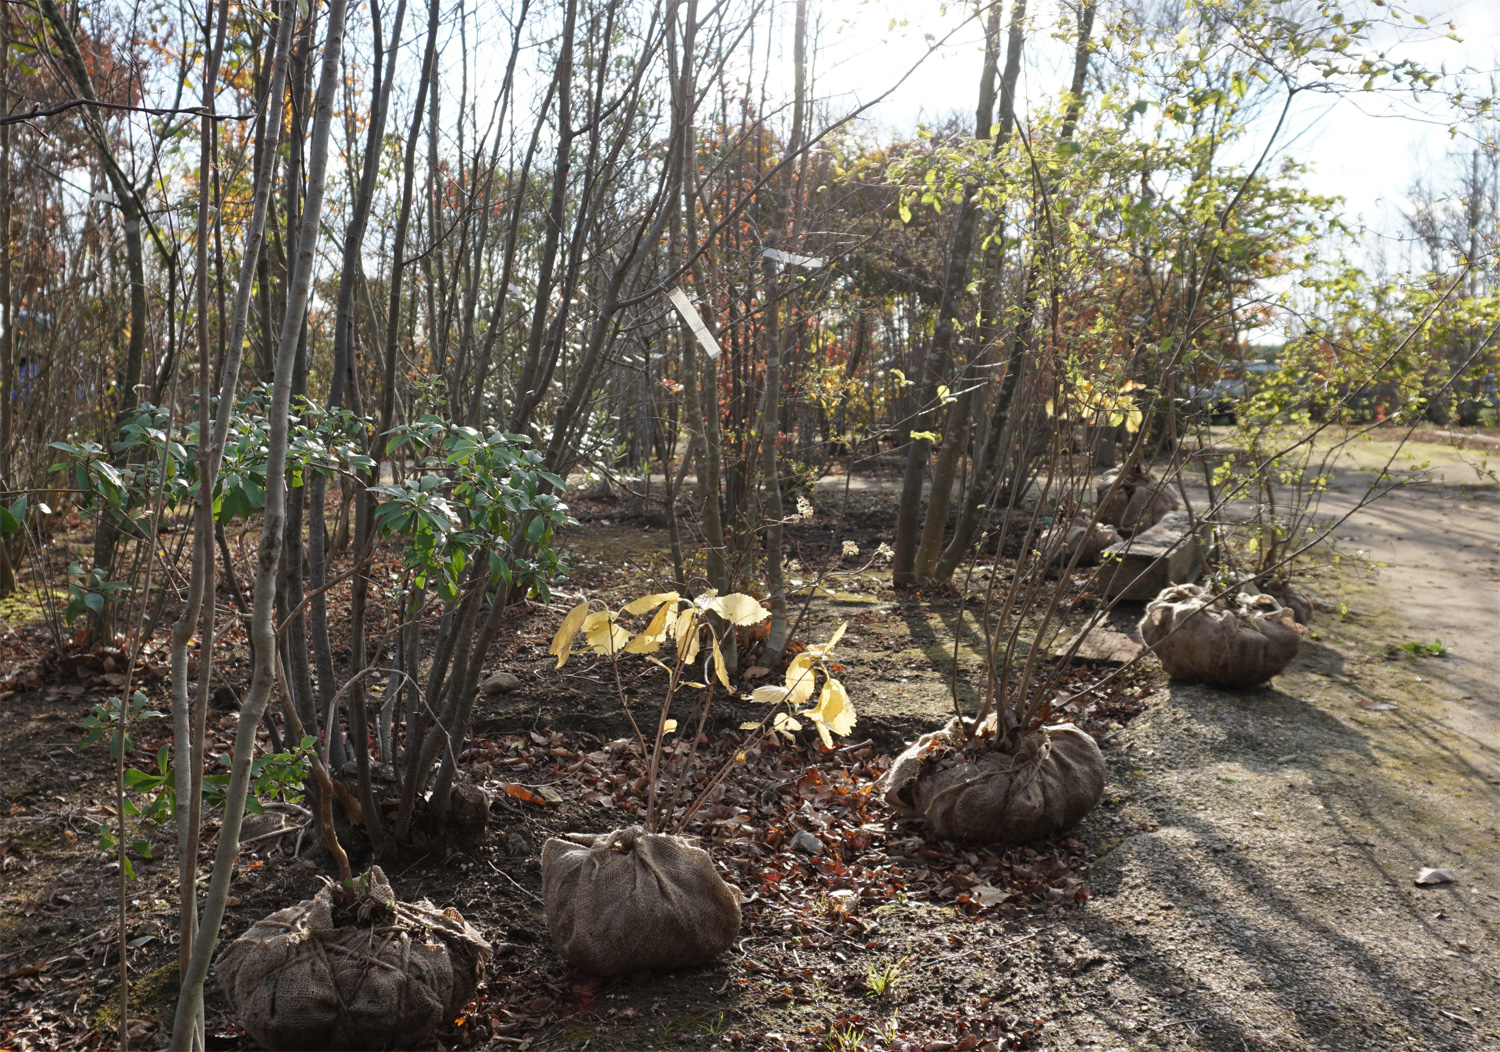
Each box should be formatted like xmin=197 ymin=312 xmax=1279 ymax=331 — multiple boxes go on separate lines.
xmin=167 ymin=5 xmax=230 ymax=1047
xmin=894 ymin=0 xmax=1016 ymax=587
xmin=0 ymin=2 xmax=14 ymax=595
xmin=321 ymin=0 xmax=407 ymax=855
xmin=931 ymin=0 xmax=1094 ymax=584
xmin=756 ymin=0 xmax=807 ymax=666
xmin=38 ymin=0 xmax=150 ymax=630
xmin=171 ymin=2 xmax=349 ymax=1044
xmin=354 ymin=0 xmax=443 ymax=850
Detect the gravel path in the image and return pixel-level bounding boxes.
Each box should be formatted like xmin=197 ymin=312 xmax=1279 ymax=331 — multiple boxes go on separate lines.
xmin=1037 ymin=440 xmax=1500 ymax=1050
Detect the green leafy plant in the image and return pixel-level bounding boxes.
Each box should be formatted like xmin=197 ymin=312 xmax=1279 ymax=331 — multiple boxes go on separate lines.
xmin=80 ymin=692 xmax=313 ymax=878
xmin=1401 ymin=639 xmax=1448 ymax=657
xmin=864 ymin=956 xmax=905 ymax=1000
xmin=824 ymin=1022 xmax=866 ymax=1052
xmin=79 ymin=690 xmax=162 ymax=758
xmin=63 ymin=563 xmax=132 ymax=627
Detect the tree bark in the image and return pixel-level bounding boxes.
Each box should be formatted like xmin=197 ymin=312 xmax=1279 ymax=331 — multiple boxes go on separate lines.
xmin=756 ymin=0 xmax=807 ymax=665
xmin=896 ymin=0 xmax=1015 ymax=586
xmin=170 ymin=1 xmax=349 ymax=1044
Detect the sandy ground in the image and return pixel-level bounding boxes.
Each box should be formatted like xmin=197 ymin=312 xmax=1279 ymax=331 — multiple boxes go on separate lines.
xmin=1041 ymin=434 xmax=1500 ymax=1050
xmin=799 ymin=433 xmax=1500 ymax=1050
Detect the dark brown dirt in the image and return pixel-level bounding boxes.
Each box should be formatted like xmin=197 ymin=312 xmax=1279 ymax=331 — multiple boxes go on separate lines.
xmin=2 ymin=457 xmax=1496 ymax=1052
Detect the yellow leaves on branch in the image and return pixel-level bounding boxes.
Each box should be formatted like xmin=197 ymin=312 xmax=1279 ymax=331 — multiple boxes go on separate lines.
xmin=548 ymin=595 xmax=857 ymax=750
xmin=697 ymin=590 xmax=770 ymax=626
xmin=581 ymin=611 xmax=631 ymax=656
xmin=547 ymin=590 xmax=769 ymax=679
xmin=622 ymin=591 xmax=680 ymax=615
xmin=807 ymin=678 xmax=856 ymax=747
xmin=549 ymin=600 xmax=590 ymax=668
xmin=674 ymin=609 xmax=701 ymax=666
xmin=748 ymin=622 xmax=856 ymax=748
xmin=1045 ymin=379 xmax=1146 ymax=433
xmin=624 ymin=600 xmax=676 ymax=654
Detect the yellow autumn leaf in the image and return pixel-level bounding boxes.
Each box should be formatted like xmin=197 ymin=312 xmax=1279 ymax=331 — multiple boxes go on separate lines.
xmin=751 ymin=684 xmax=792 ymax=706
xmin=662 ymin=719 xmax=679 ymax=734
xmin=675 ymin=609 xmax=701 ymax=664
xmin=801 ymin=622 xmax=848 ymax=661
xmin=582 ymin=611 xmax=631 ymax=656
xmin=739 ymin=720 xmax=763 ymax=731
xmin=807 ymin=676 xmax=856 ymax=746
xmin=773 ymin=712 xmax=802 ymax=740
xmin=549 ymin=600 xmax=590 ymax=668
xmin=711 ymin=631 xmax=731 ymax=690
xmin=783 ymin=654 xmax=817 ymax=706
xmin=623 ymin=591 xmax=680 ymax=615
xmin=624 ymin=600 xmax=674 ymax=654
xmin=706 ymin=592 xmax=770 ymax=626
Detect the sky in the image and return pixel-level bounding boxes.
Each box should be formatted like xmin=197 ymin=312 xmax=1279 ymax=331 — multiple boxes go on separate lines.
xmin=807 ymin=0 xmax=1500 ymax=267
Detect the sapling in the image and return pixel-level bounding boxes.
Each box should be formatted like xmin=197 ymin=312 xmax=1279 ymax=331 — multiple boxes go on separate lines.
xmin=549 ymin=588 xmax=857 ymax=832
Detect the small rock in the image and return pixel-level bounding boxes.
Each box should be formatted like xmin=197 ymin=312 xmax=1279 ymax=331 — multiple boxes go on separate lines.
xmin=1415 ymin=867 xmax=1457 ymax=886
xmin=828 ymin=889 xmax=858 ymax=913
xmin=790 ymin=830 xmax=823 ymax=855
xmin=481 ymin=671 xmax=522 ymax=695
xmin=505 ymin=831 xmax=534 ymax=857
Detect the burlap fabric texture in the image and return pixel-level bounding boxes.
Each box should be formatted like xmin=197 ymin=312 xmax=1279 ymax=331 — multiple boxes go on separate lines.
xmin=541 ymin=825 xmax=742 ymax=975
xmin=878 ymin=721 xmax=1106 ymax=843
xmin=1096 ymin=467 xmax=1180 ymax=534
xmin=1258 ymin=577 xmax=1315 ymax=625
xmin=216 ymin=865 xmax=489 ymax=1051
xmin=1139 ymin=583 xmax=1306 ymax=688
xmin=1045 ymin=513 xmax=1122 ymax=566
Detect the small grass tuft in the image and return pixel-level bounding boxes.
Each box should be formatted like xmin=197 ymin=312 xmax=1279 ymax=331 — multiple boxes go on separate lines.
xmin=865 ymin=956 xmax=905 ymax=1000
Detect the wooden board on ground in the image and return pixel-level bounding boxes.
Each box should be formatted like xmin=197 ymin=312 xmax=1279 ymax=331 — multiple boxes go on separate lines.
xmin=1056 ymin=609 xmax=1145 ymax=665
xmin=1098 ymin=510 xmax=1205 ymax=601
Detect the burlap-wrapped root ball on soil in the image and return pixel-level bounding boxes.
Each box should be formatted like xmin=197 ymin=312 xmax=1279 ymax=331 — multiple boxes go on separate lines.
xmin=1096 ymin=467 xmax=1180 ymax=534
xmin=877 ymin=721 xmax=1106 ymax=843
xmin=1044 ymin=513 xmax=1122 ymax=566
xmin=542 ymin=825 xmax=742 ymax=975
xmin=1259 ymin=577 xmax=1315 ymax=625
xmin=1139 ymin=583 xmax=1306 ymax=688
xmin=216 ymin=866 xmax=489 ymax=1051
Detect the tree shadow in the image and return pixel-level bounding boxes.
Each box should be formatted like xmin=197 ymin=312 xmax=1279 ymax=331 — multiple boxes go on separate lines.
xmin=1058 ymin=679 xmax=1498 ymax=1050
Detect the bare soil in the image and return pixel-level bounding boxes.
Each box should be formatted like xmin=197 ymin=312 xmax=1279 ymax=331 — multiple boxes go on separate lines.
xmin=1 ymin=433 xmax=1496 ymax=1052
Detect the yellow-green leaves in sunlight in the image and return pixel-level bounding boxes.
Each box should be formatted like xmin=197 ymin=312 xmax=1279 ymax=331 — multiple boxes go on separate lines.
xmin=549 ymin=600 xmax=590 ymax=667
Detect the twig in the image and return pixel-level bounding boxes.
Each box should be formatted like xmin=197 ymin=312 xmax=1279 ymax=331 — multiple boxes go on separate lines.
xmin=486 ymin=857 xmax=543 ymax=903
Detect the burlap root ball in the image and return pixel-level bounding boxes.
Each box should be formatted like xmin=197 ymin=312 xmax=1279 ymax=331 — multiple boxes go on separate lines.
xmin=541 ymin=825 xmax=742 ymax=975
xmin=1096 ymin=467 xmax=1180 ymax=534
xmin=216 ymin=866 xmax=489 ymax=1051
xmin=1259 ymin=577 xmax=1315 ymax=625
xmin=878 ymin=722 xmax=1106 ymax=843
xmin=1044 ymin=513 xmax=1122 ymax=566
xmin=1139 ymin=583 xmax=1306 ymax=688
